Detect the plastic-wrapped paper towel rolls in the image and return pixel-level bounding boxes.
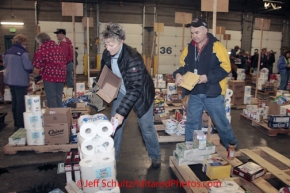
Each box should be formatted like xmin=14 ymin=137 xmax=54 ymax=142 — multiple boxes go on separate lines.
xmin=224 ymin=97 xmax=231 ymax=104
xmin=23 ymin=112 xmax=43 ymax=129
xmin=79 ymin=122 xmax=99 ymax=139
xmin=167 ymin=83 xmax=177 ymax=94
xmin=225 ymin=104 xmax=231 ymax=115
xmin=80 ymin=159 xmax=100 ymax=193
xmin=25 ymin=95 xmax=31 ymax=112
xmin=78 ymin=134 xmax=97 ymax=156
xmin=95 ymin=154 xmax=117 ymax=190
xmin=95 ymin=136 xmax=114 ymax=153
xmin=78 ymin=114 xmax=93 ymax=127
xmin=26 ymin=127 xmax=45 ymax=145
xmin=79 ymin=147 xmax=115 ymax=160
xmin=226 ymin=89 xmax=233 ymax=97
xmin=92 ymin=114 xmax=108 ymax=120
xmin=95 ymin=120 xmax=113 ymax=137
xmin=30 ymin=95 xmax=41 ymax=113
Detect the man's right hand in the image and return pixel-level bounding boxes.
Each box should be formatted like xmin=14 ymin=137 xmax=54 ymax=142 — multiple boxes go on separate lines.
xmin=175 ymin=73 xmax=183 ymax=86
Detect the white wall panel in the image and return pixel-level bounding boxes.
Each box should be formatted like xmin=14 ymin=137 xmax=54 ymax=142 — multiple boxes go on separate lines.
xmin=38 ymin=21 xmax=84 ymax=74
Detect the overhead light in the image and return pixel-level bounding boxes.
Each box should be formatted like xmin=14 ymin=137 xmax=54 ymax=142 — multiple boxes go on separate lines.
xmin=0 ymin=22 xmax=24 ymax=26
xmin=271 ymin=3 xmax=282 ymax=10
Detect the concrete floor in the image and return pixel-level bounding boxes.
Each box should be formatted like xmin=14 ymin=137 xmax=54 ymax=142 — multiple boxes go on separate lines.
xmin=0 ymin=88 xmax=290 ymax=192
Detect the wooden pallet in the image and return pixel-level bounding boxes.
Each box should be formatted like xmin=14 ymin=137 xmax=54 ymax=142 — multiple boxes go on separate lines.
xmin=3 ymin=143 xmax=77 ymax=155
xmin=170 ymin=144 xmax=289 ymax=193
xmin=155 ymin=122 xmax=184 ymax=143
xmin=240 ymin=113 xmax=290 ymax=136
xmin=164 ymin=102 xmax=183 ymax=111
xmin=231 ymin=103 xmax=247 ymax=110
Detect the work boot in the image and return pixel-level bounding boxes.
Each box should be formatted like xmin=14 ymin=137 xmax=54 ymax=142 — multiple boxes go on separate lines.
xmin=151 ymin=158 xmax=161 ymax=169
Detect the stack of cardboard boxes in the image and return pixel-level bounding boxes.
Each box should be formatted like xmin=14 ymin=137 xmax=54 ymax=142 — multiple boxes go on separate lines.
xmin=228 ymin=80 xmax=245 ymax=106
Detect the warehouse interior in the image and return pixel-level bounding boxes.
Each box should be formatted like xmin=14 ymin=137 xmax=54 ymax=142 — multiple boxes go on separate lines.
xmin=1 ymin=0 xmax=290 ymax=192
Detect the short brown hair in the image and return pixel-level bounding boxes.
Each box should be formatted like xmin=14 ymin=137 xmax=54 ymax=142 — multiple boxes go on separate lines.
xmin=35 ymin=32 xmax=51 ymax=44
xmin=12 ymin=34 xmax=28 ymax=45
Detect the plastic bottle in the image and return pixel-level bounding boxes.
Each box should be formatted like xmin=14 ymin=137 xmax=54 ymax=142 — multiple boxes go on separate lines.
xmin=228 ymin=142 xmax=236 ymax=160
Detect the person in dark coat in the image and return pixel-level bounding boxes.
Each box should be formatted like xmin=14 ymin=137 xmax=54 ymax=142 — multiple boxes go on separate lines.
xmin=2 ymin=34 xmax=34 ymax=130
xmin=98 ymin=23 xmax=161 ymax=168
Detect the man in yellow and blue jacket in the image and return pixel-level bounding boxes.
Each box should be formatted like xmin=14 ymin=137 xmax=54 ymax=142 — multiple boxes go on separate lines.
xmin=173 ymin=18 xmax=238 ymax=149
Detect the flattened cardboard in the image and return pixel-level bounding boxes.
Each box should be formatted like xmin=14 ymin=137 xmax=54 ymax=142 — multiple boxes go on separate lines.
xmin=179 ymin=72 xmax=200 ymax=91
xmin=96 ymin=65 xmax=121 ymax=103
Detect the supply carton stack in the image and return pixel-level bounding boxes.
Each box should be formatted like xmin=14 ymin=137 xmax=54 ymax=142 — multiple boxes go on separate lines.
xmin=242 ymin=101 xmax=269 ymax=122
xmin=237 ymin=68 xmax=245 ymax=81
xmin=244 ymin=86 xmax=252 ymax=105
xmin=153 ymin=98 xmax=169 ymax=121
xmin=228 ymin=80 xmax=245 ymax=105
xmin=202 ymin=155 xmax=232 ymax=180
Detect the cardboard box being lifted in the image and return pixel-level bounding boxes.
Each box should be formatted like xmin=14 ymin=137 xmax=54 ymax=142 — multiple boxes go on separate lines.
xmin=96 ymin=65 xmax=121 ymax=103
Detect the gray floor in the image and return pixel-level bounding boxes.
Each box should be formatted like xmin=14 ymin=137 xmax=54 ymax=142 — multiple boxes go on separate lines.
xmin=0 ymin=92 xmax=290 ymax=192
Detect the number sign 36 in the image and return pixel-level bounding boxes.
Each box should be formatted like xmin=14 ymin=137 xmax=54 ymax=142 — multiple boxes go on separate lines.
xmin=160 ymin=47 xmax=172 ymax=54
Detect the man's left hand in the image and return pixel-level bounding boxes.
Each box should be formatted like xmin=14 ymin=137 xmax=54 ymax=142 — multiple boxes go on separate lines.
xmin=198 ymin=75 xmax=208 ymax=84
xmin=112 ymin=113 xmax=124 ymax=127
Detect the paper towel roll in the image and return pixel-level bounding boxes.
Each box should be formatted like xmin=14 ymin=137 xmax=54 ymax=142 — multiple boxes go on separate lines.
xmin=30 ymin=95 xmax=41 ymax=113
xmin=223 ymin=181 xmax=240 ymax=191
xmin=26 ymin=127 xmax=45 ymax=145
xmin=78 ymin=134 xmax=97 ymax=155
xmin=80 ymin=158 xmax=100 ymax=193
xmin=80 ymin=147 xmax=116 ymax=160
xmin=95 ymin=136 xmax=114 ymax=153
xmin=78 ymin=114 xmax=93 ymax=127
xmin=95 ymin=154 xmax=116 ymax=190
xmin=167 ymin=83 xmax=177 ymax=95
xmin=224 ymin=97 xmax=231 ymax=104
xmin=225 ymin=104 xmax=231 ymax=115
xmin=23 ymin=112 xmax=43 ymax=129
xmin=226 ymin=89 xmax=233 ymax=97
xmin=92 ymin=113 xmax=108 ymax=120
xmin=95 ymin=120 xmax=113 ymax=137
xmin=25 ymin=95 xmax=31 ymax=112
xmin=79 ymin=122 xmax=98 ymax=139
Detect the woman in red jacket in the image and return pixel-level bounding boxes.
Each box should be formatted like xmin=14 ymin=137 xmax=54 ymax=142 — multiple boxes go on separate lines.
xmin=33 ymin=32 xmax=67 ymax=108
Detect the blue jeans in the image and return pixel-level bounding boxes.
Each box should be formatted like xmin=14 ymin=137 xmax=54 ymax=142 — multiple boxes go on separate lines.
xmin=186 ymin=94 xmax=238 ymax=149
xmin=43 ymin=80 xmax=64 ymax=108
xmin=66 ymin=61 xmax=74 ymax=88
xmin=111 ymin=92 xmax=161 ymax=162
xmin=10 ymin=86 xmax=27 ymax=128
xmin=280 ymin=71 xmax=290 ymax=90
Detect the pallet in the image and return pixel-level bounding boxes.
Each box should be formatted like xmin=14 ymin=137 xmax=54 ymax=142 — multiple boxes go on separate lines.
xmin=230 ymin=103 xmax=247 ymax=110
xmin=164 ymin=102 xmax=183 ymax=111
xmin=3 ymin=143 xmax=78 ymax=155
xmin=155 ymin=122 xmax=184 ymax=143
xmin=170 ymin=144 xmax=290 ymax=193
xmin=240 ymin=113 xmax=290 ymax=136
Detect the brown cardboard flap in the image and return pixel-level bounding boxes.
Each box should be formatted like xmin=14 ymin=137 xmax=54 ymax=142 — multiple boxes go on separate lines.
xmin=97 ymin=66 xmax=121 ymax=103
xmin=179 ymin=72 xmax=200 ymax=91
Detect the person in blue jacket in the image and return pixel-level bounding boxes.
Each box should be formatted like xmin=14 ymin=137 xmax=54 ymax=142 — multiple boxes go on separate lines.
xmin=2 ymin=34 xmax=34 ymax=130
xmin=277 ymin=50 xmax=290 ymax=90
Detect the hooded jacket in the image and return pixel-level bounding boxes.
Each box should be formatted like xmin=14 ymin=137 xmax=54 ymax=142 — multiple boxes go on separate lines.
xmin=3 ymin=44 xmax=33 ymax=87
xmin=59 ymin=37 xmax=73 ymax=63
xmin=173 ymin=33 xmax=230 ymax=97
xmin=277 ymin=55 xmax=288 ymax=75
xmin=99 ymin=43 xmax=155 ymax=118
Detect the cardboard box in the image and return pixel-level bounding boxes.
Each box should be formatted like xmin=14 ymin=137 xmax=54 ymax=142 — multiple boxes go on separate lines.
xmin=179 ymin=72 xmax=200 ymax=91
xmin=176 ymin=142 xmax=215 ymax=159
xmin=268 ymin=115 xmax=290 ymax=129
xmin=202 ymin=155 xmax=231 ymax=180
xmin=43 ymin=108 xmax=72 ymax=145
xmin=231 ymin=95 xmax=244 ymax=105
xmin=228 ymin=80 xmax=245 ymax=92
xmin=233 ymin=162 xmax=266 ymax=181
xmin=96 ymin=65 xmax=121 ymax=103
xmin=8 ymin=128 xmax=26 ymax=145
xmin=269 ymin=101 xmax=284 ymax=115
xmin=173 ymin=150 xmax=212 ymax=166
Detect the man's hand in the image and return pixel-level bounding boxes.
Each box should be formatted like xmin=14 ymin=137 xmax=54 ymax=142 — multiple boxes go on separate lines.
xmin=198 ymin=75 xmax=208 ymax=84
xmin=111 ymin=113 xmax=124 ymax=127
xmin=175 ymin=73 xmax=183 ymax=86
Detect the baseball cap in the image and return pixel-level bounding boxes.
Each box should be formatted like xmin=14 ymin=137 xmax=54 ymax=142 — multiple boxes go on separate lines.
xmin=185 ymin=18 xmax=208 ymax=28
xmin=54 ymin=28 xmax=66 ymax=35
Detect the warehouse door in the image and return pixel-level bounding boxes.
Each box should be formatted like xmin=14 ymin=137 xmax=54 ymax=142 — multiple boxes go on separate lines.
xmin=38 ymin=21 xmax=84 ymax=74
xmin=251 ymin=30 xmax=281 ymax=73
xmin=98 ymin=23 xmax=143 ymax=56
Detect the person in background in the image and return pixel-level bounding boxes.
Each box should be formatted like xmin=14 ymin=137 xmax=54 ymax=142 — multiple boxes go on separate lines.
xmin=230 ymin=45 xmax=240 ymax=80
xmin=251 ymin=49 xmax=259 ymax=72
xmin=2 ymin=34 xmax=34 ymax=130
xmin=244 ymin=51 xmax=251 ymax=74
xmin=237 ymin=50 xmax=246 ymax=70
xmin=174 ymin=18 xmax=238 ymax=150
xmin=267 ymin=50 xmax=275 ymax=80
xmin=33 ymin=32 xmax=67 ymax=108
xmin=259 ymin=48 xmax=268 ymax=69
xmin=99 ymin=23 xmax=161 ymax=168
xmin=277 ymin=50 xmax=290 ymax=90
xmin=54 ymin=29 xmax=74 ymax=88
